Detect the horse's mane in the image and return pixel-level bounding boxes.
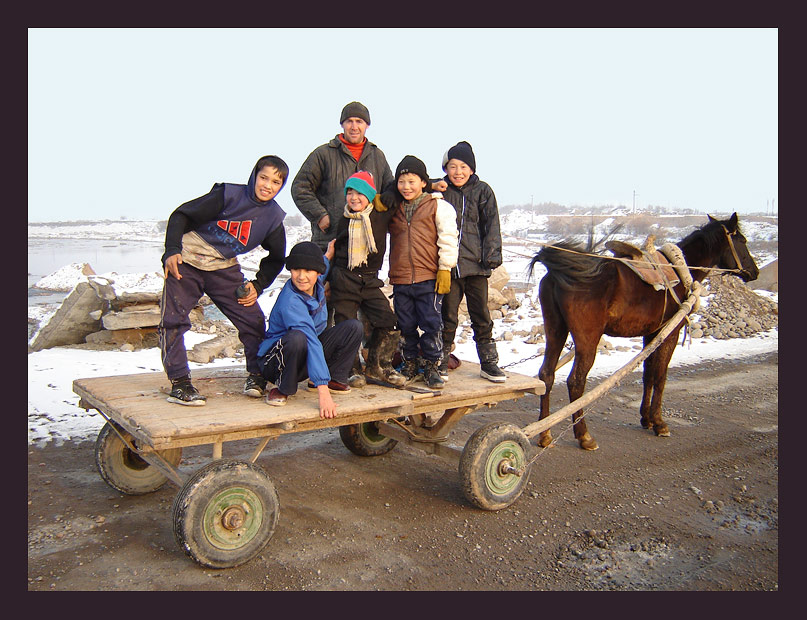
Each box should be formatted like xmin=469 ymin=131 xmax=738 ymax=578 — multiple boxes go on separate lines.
xmin=677 ymin=216 xmax=741 ymax=255
xmin=529 ymin=225 xmax=622 ymax=290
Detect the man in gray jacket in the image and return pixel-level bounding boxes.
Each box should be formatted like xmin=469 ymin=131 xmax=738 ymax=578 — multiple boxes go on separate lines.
xmin=292 ymin=102 xmax=394 ymax=251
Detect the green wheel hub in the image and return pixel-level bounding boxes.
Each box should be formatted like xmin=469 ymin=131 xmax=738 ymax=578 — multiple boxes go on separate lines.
xmin=203 ymin=486 xmax=264 ymax=550
xmin=484 ymin=440 xmax=525 ymax=496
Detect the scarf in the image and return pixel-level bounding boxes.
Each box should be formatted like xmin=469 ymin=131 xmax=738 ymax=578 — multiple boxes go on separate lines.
xmin=343 ymin=204 xmax=377 ymax=269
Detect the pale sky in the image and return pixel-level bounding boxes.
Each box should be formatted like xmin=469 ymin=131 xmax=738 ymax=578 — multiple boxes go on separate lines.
xmin=28 ymin=28 xmax=778 ymax=222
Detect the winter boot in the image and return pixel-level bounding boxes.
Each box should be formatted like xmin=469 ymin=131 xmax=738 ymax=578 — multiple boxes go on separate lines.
xmin=167 ymin=375 xmax=206 ymax=406
xmin=365 ymin=329 xmax=407 ymax=387
xmin=348 ymin=353 xmax=366 ymax=388
xmin=421 ymin=359 xmax=445 ymax=389
xmin=400 ymin=357 xmax=421 ymax=384
xmin=478 ymin=342 xmax=506 ymax=383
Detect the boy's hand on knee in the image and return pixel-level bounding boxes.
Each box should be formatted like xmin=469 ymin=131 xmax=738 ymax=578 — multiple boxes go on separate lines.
xmin=435 ymin=270 xmax=451 ymax=294
xmin=236 ymin=281 xmax=258 ymax=306
xmin=164 ymin=254 xmax=183 ymax=280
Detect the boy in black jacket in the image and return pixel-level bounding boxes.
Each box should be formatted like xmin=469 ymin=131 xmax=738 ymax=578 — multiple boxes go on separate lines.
xmin=438 ymin=142 xmax=506 ymax=383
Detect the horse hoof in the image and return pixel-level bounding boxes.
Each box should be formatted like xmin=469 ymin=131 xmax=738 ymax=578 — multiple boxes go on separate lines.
xmin=537 ymin=432 xmax=553 ymax=448
xmin=654 ymin=425 xmax=671 ymax=437
xmin=640 ymin=420 xmax=651 ymax=430
xmin=579 ymin=433 xmax=599 ymax=451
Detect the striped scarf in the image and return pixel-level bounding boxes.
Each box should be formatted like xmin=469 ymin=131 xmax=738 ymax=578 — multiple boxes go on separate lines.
xmin=343 ymin=204 xmax=377 ymax=269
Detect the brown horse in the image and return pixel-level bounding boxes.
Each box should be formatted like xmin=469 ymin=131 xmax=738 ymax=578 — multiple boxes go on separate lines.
xmin=528 ymin=213 xmax=759 ymax=451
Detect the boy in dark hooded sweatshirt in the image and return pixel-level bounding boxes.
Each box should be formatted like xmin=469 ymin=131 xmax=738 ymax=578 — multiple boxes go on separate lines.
xmin=159 ymin=155 xmax=288 ymax=405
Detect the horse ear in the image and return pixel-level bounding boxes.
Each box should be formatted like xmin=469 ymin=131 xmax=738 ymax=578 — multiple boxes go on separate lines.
xmin=708 ymin=214 xmax=717 ymax=222
xmin=729 ymin=212 xmax=739 ymax=227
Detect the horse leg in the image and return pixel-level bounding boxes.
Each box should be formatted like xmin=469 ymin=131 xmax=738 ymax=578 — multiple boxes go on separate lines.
xmin=566 ymin=337 xmax=599 ymax=451
xmin=536 ymin=282 xmax=568 ymax=448
xmin=640 ymin=332 xmax=679 ymax=437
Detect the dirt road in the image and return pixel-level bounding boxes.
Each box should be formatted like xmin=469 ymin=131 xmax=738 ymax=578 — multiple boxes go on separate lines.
xmin=28 ymin=350 xmax=778 ymax=591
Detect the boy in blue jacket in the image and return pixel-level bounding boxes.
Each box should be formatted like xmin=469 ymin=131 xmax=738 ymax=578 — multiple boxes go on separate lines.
xmin=257 ymin=241 xmax=363 ymax=418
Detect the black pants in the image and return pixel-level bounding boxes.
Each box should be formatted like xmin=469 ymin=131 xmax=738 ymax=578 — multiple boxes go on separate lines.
xmin=441 ymin=274 xmax=494 ymax=350
xmin=159 ymin=262 xmax=265 ymax=380
xmin=258 ymin=319 xmax=363 ymax=395
xmin=328 ymin=266 xmax=397 ymax=329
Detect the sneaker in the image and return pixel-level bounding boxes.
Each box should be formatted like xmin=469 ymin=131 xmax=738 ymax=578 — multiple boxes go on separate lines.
xmin=480 ymin=362 xmax=506 ymax=383
xmin=243 ymin=373 xmax=267 ymax=398
xmin=307 ymin=380 xmax=351 ymax=394
xmin=422 ymin=360 xmax=445 ymax=389
xmin=265 ymin=388 xmax=288 ymax=406
xmin=166 ymin=377 xmax=206 ymax=406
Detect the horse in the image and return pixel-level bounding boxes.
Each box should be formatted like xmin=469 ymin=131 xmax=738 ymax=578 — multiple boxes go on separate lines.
xmin=527 ymin=213 xmax=759 ymax=451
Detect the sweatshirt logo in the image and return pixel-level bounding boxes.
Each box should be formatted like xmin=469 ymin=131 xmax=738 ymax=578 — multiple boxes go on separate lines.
xmin=217 ymin=220 xmax=252 ymax=246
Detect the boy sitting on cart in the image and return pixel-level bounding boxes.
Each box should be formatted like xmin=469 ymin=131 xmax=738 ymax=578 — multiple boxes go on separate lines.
xmin=256 ymin=241 xmax=363 ymax=418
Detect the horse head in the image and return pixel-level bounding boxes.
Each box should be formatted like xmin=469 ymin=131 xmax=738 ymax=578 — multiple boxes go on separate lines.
xmin=707 ymin=213 xmax=760 ymax=282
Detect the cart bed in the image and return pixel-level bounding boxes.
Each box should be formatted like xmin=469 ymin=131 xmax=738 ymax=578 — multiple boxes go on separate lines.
xmin=74 ymin=362 xmax=544 ymax=451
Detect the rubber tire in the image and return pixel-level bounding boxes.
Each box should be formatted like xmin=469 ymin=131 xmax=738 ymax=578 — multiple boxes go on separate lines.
xmin=459 ymin=422 xmax=532 ymax=511
xmin=171 ymin=459 xmax=279 ymax=569
xmin=95 ymin=421 xmax=182 ymax=495
xmin=339 ymin=422 xmax=398 ymax=456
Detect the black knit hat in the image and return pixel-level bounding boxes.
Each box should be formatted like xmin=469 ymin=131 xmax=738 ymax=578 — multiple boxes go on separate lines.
xmin=442 ymin=141 xmax=476 ymax=172
xmin=395 ymin=155 xmax=429 ymax=184
xmin=286 ymin=241 xmax=326 ymax=274
xmin=340 ymin=101 xmax=371 ymax=125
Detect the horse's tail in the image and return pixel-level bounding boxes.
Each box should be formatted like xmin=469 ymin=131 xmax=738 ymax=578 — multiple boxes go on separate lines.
xmin=529 ymin=225 xmax=622 ymax=290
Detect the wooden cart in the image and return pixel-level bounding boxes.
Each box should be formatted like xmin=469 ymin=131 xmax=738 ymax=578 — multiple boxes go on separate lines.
xmin=74 ymin=362 xmax=545 ymax=568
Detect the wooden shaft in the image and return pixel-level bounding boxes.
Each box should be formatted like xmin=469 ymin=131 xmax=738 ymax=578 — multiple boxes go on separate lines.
xmin=522 ymin=293 xmax=699 ymax=440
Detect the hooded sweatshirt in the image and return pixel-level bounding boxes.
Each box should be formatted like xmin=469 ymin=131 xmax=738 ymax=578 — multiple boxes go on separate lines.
xmin=162 ymin=157 xmax=287 ymax=294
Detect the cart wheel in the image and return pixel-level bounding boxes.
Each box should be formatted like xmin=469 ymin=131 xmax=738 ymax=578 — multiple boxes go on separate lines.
xmin=339 ymin=422 xmax=398 ymax=456
xmin=459 ymin=422 xmax=532 ymax=511
xmin=171 ymin=459 xmax=279 ymax=569
xmin=95 ymin=422 xmax=182 ymax=495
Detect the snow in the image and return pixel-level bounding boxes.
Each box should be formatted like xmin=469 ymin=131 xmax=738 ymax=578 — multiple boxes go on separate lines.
xmin=27 ymin=219 xmax=778 ymax=446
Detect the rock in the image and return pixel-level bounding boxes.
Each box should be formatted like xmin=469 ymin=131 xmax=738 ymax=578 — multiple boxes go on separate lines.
xmin=488 ymin=265 xmax=510 ymax=292
xmin=29 ymin=282 xmax=104 ymax=351
xmin=187 ymin=333 xmax=242 ymax=364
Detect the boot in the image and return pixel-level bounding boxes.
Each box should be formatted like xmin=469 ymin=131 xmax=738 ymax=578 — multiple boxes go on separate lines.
xmin=477 ymin=341 xmax=506 ymax=383
xmin=400 ymin=358 xmax=421 ymax=384
xmin=421 ymin=359 xmax=445 ymax=389
xmin=437 ymin=340 xmax=453 ymax=380
xmin=364 ymin=329 xmax=407 ymax=387
xmin=348 ymin=352 xmax=366 ymax=388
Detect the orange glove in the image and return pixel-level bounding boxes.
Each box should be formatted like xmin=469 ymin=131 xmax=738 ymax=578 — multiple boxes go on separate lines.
xmin=435 ymin=270 xmax=451 ymax=294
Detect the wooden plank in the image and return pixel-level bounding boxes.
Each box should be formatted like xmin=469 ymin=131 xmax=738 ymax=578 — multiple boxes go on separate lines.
xmin=73 ymin=362 xmax=544 ymax=449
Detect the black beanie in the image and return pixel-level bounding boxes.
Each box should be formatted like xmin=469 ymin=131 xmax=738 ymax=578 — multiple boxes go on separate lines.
xmin=442 ymin=141 xmax=476 ymax=172
xmin=286 ymin=241 xmax=326 ymax=274
xmin=395 ymin=155 xmax=429 ymax=184
xmin=340 ymin=101 xmax=371 ymax=125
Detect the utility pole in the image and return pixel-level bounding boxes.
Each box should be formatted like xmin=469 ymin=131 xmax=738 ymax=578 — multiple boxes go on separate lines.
xmin=633 ymin=190 xmax=638 ymax=214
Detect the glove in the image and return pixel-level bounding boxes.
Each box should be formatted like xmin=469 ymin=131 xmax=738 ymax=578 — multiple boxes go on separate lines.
xmin=435 ymin=270 xmax=451 ymax=294
xmin=372 ymin=194 xmax=388 ymax=212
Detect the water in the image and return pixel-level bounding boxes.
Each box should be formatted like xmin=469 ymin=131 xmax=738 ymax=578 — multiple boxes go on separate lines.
xmin=28 ymin=238 xmax=163 ymax=288
xmin=28 ymin=238 xmax=164 ymax=307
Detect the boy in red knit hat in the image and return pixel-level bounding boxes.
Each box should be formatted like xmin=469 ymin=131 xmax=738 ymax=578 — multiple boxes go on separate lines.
xmin=328 ymin=171 xmax=407 ymax=388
